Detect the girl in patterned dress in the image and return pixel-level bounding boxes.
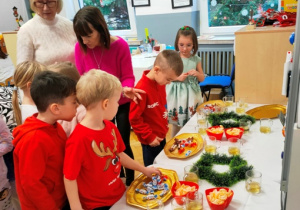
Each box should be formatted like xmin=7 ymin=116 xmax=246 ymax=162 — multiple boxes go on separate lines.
xmin=167 ymin=26 xmax=205 ymax=137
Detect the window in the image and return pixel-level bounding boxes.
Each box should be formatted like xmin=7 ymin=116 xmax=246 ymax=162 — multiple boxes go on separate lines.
xmin=200 ymin=0 xmax=280 ymax=35
xmin=76 ymin=0 xmax=137 ymax=37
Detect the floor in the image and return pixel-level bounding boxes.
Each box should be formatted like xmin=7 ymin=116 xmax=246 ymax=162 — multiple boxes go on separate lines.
xmin=130 ymin=125 xmax=172 ymax=178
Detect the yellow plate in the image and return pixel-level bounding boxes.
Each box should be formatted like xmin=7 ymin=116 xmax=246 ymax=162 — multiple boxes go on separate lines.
xmin=246 ymin=104 xmax=286 ymax=119
xmin=126 ymin=168 xmax=179 ymax=209
xmin=196 ymin=100 xmax=226 ymax=112
xmin=164 ymin=133 xmax=204 ymax=159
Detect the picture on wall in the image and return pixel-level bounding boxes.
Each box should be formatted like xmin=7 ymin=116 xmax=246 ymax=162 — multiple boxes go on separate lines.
xmin=171 ymin=0 xmax=193 ymax=9
xmin=78 ymin=0 xmax=131 ymax=30
xmin=132 ymin=0 xmax=150 ymax=7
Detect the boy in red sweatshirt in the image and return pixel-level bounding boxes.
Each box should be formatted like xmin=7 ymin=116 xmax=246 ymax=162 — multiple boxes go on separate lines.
xmin=129 ymin=50 xmax=183 ymax=166
xmin=63 ymin=70 xmax=160 ymax=210
xmin=12 ymin=71 xmax=77 ymax=210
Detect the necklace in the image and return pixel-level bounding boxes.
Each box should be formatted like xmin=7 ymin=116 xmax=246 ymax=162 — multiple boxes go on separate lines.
xmin=92 ymin=48 xmax=104 ymax=69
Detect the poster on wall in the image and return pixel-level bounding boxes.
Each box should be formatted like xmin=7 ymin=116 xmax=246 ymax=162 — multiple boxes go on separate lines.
xmin=132 ymin=0 xmax=150 ymax=7
xmin=171 ymin=0 xmax=192 ymax=8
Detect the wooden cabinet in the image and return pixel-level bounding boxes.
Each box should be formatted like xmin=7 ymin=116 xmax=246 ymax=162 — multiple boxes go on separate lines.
xmin=235 ymin=26 xmax=294 ymax=105
xmin=2 ymin=31 xmax=17 ymax=68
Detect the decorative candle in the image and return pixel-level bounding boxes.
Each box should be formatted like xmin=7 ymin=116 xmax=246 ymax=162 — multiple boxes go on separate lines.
xmin=145 ymin=28 xmax=149 ymax=41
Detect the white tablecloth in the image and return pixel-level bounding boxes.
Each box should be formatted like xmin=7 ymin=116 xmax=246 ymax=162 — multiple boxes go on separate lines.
xmin=111 ymin=104 xmax=283 ymax=210
xmin=131 ymin=52 xmax=157 ymax=85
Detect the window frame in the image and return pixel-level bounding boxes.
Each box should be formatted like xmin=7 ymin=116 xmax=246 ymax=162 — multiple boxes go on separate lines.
xmin=199 ymin=0 xmax=280 ymax=36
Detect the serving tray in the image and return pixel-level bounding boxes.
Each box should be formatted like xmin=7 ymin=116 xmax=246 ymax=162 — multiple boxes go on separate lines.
xmin=164 ymin=133 xmax=204 ymax=159
xmin=126 ymin=168 xmax=178 ymax=209
xmin=246 ymin=104 xmax=286 ymax=119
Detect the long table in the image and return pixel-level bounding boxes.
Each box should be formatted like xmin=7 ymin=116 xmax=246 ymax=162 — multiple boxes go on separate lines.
xmin=111 ymin=104 xmax=283 ymax=210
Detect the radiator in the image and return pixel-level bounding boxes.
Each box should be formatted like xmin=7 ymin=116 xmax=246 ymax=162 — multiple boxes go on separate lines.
xmin=198 ymin=45 xmax=235 ymax=76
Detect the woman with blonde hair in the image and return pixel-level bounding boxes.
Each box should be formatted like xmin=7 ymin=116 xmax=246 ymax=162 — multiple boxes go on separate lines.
xmin=12 ymin=61 xmax=46 ymax=125
xmin=17 ymin=0 xmax=76 ymax=65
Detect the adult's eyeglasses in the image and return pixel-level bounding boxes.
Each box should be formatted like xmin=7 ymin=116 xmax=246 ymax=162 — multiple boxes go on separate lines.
xmin=34 ymin=1 xmax=57 ymax=8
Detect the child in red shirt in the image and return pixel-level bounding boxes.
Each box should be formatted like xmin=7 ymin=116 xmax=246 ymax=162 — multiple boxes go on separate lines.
xmin=129 ymin=50 xmax=183 ymax=166
xmin=63 ymin=70 xmax=160 ymax=210
xmin=12 ymin=71 xmax=77 ymax=210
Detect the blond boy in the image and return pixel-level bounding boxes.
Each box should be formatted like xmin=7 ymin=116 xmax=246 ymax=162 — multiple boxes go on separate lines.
xmin=63 ymin=70 xmax=160 ymax=210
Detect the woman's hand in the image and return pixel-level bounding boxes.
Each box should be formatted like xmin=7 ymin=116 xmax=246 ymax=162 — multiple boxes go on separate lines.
xmin=123 ymin=87 xmax=146 ymax=104
xmin=176 ymin=73 xmax=189 ymax=82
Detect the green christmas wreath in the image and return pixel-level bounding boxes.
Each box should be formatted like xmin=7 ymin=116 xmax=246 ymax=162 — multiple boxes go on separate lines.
xmin=208 ymin=111 xmax=256 ymax=128
xmin=194 ymin=153 xmax=253 ymax=187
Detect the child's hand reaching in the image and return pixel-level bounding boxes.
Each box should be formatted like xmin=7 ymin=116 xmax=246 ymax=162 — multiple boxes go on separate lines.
xmin=149 ymin=136 xmax=164 ymax=147
xmin=142 ymin=167 xmax=162 ymax=178
xmin=176 ymin=72 xmax=189 ymax=82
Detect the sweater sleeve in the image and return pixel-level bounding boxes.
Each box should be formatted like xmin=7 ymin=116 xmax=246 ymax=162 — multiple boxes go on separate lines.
xmin=0 ymin=118 xmax=13 ymax=157
xmin=74 ymin=42 xmax=85 ymax=75
xmin=117 ymin=39 xmax=135 ymax=88
xmin=129 ymin=94 xmax=156 ymax=145
xmin=17 ymin=25 xmax=34 ymax=65
xmin=18 ymin=136 xmax=58 ymax=210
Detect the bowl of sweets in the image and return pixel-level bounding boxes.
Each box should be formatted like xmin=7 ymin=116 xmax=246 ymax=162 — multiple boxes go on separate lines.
xmin=171 ymin=181 xmax=199 ymax=205
xmin=205 ymin=187 xmax=234 ymax=210
xmin=206 ymin=125 xmax=224 ymax=140
xmin=224 ymin=127 xmax=244 ymax=140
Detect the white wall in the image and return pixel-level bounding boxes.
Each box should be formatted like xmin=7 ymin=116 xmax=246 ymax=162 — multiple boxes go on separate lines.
xmin=135 ymin=0 xmax=198 ymax=15
xmin=60 ymin=0 xmax=78 ymax=20
xmin=0 ymin=0 xmax=29 ymax=32
xmin=0 ymin=0 xmax=76 ymax=33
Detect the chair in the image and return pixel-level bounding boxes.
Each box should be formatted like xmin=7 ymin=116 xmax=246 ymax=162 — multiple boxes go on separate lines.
xmin=199 ymin=64 xmax=235 ymax=101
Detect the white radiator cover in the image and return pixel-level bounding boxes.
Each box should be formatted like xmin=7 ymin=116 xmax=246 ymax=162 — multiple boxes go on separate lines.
xmin=198 ymin=45 xmax=235 ymax=76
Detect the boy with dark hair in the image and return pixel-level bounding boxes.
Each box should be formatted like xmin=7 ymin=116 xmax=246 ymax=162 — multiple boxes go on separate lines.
xmin=129 ymin=50 xmax=184 ymax=166
xmin=12 ymin=71 xmax=78 ymax=210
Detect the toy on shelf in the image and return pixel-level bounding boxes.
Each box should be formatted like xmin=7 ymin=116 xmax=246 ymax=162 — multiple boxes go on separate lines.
xmin=13 ymin=6 xmax=24 ymax=29
xmin=251 ymin=9 xmax=296 ymax=27
xmin=246 ymin=9 xmax=256 ymax=30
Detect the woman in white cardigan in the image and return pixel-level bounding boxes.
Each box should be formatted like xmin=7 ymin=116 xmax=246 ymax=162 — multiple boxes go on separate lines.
xmin=17 ymin=0 xmax=76 ymax=65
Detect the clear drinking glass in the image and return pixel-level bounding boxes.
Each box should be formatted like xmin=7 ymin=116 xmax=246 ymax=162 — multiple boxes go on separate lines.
xmin=228 ymin=137 xmax=241 ymax=156
xmin=236 ymin=100 xmax=246 ymax=114
xmin=171 ymin=197 xmax=186 ymax=210
xmin=223 ymin=95 xmax=234 ymax=107
xmin=146 ymin=199 xmax=164 ymax=210
xmin=183 ymin=165 xmax=199 ymax=184
xmin=186 ymin=191 xmax=203 ymax=210
xmin=204 ymin=136 xmax=217 ymax=154
xmin=239 ymin=119 xmax=252 ymax=132
xmin=260 ymin=118 xmax=272 ymax=134
xmin=245 ymin=170 xmax=262 ymax=194
xmin=239 ymin=97 xmax=248 ymax=108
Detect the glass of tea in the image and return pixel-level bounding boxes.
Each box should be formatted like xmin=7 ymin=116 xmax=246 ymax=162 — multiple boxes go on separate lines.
xmin=239 ymin=119 xmax=252 ymax=133
xmin=245 ymin=170 xmax=262 ymax=194
xmin=183 ymin=165 xmax=199 ymax=184
xmin=204 ymin=136 xmax=218 ymax=154
xmin=260 ymin=118 xmax=272 ymax=134
xmin=197 ymin=109 xmax=207 ymax=125
xmin=236 ymin=99 xmax=246 ymax=114
xmin=228 ymin=137 xmax=241 ymax=156
xmin=171 ymin=197 xmax=186 ymax=210
xmin=146 ymin=199 xmax=164 ymax=210
xmin=223 ymin=95 xmax=234 ymax=107
xmin=186 ymin=191 xmax=203 ymax=210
